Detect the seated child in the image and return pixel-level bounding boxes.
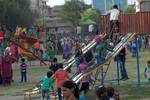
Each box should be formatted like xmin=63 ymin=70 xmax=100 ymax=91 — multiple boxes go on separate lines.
xmin=95 ymin=34 xmax=114 ymax=52
xmin=95 ymin=86 xmax=109 ymax=100
xmin=144 ymin=61 xmax=150 ymax=83
xmin=74 ymin=49 xmax=83 ymax=68
xmin=40 ymin=71 xmax=53 ymax=100
xmin=107 ymin=87 xmax=120 ymax=100
xmin=94 ymin=34 xmax=114 ymax=65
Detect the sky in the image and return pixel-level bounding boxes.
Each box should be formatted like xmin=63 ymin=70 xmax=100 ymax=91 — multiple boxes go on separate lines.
xmin=47 ymin=0 xmax=136 ymax=7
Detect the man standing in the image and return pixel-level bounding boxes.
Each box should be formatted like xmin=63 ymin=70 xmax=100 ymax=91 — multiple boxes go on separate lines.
xmin=116 ymin=47 xmax=129 ymax=80
xmin=107 ymin=4 xmax=120 ymax=41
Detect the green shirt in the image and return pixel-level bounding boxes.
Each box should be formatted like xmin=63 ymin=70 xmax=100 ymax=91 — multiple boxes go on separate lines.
xmin=40 ymin=76 xmax=52 ymax=91
xmin=96 ymin=43 xmax=106 ymax=53
xmin=96 ymin=43 xmax=113 ymax=53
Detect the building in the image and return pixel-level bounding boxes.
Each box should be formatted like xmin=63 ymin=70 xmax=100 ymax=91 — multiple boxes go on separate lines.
xmin=46 ymin=6 xmax=73 ymax=34
xmin=30 ymin=0 xmax=51 ymax=18
xmin=139 ymin=0 xmax=150 ymax=12
xmin=30 ymin=1 xmax=73 ymax=34
xmin=92 ymin=0 xmax=128 ymax=14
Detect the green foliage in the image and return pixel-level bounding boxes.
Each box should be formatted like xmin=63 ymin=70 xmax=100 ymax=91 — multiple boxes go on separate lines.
xmin=59 ymin=0 xmax=89 ymax=27
xmin=0 ymin=0 xmax=34 ymax=27
xmin=80 ymin=8 xmax=101 ymax=25
xmin=123 ymin=6 xmax=135 ymax=13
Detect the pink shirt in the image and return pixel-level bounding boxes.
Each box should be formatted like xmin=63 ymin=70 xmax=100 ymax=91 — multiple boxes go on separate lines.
xmin=77 ymin=63 xmax=90 ymax=83
xmin=55 ymin=69 xmax=69 ymax=88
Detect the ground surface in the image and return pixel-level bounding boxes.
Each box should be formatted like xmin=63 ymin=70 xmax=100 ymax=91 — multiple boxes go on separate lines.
xmin=0 ymin=52 xmax=150 ymax=100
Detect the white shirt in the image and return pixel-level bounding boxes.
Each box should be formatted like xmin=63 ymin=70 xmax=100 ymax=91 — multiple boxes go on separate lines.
xmin=108 ymin=9 xmax=120 ymax=21
xmin=88 ymin=24 xmax=94 ymax=32
xmin=76 ymin=26 xmax=81 ymax=34
xmin=135 ymin=0 xmax=140 ymax=12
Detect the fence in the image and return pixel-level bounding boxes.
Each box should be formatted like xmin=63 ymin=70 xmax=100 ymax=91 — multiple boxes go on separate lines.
xmin=99 ymin=12 xmax=150 ymax=34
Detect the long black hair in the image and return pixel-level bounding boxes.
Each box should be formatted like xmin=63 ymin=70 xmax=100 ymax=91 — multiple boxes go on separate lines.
xmin=62 ymin=80 xmax=79 ymax=99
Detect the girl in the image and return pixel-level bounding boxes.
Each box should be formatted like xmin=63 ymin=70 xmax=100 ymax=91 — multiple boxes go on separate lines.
xmin=62 ymin=80 xmax=79 ymax=100
xmin=77 ymin=57 xmax=90 ymax=94
xmin=144 ymin=61 xmax=150 ymax=83
xmin=55 ymin=63 xmax=69 ymax=100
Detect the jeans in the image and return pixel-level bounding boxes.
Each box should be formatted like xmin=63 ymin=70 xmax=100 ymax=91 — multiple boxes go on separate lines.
xmin=131 ymin=47 xmax=136 ymax=57
xmin=21 ymin=71 xmax=27 ymax=82
xmin=57 ymin=88 xmax=62 ymax=100
xmin=95 ymin=54 xmax=105 ymax=65
xmin=117 ymin=59 xmax=128 ymax=78
xmin=41 ymin=90 xmax=50 ymax=100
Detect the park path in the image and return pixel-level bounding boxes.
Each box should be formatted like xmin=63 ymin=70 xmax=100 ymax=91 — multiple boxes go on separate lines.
xmin=0 ymin=95 xmax=23 ymax=100
xmin=0 ymin=95 xmax=41 ymax=100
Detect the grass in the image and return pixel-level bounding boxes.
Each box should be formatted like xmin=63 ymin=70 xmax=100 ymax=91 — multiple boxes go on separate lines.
xmin=0 ymin=51 xmax=150 ymax=100
xmin=86 ymin=85 xmax=150 ymax=100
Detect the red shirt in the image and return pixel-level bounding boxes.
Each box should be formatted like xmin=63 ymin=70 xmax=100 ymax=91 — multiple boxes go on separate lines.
xmin=55 ymin=69 xmax=69 ymax=88
xmin=0 ymin=31 xmax=4 ymax=43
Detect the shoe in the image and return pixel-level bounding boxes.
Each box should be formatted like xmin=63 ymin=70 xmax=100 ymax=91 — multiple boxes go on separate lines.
xmin=119 ymin=78 xmax=124 ymax=80
xmin=122 ymin=77 xmax=129 ymax=81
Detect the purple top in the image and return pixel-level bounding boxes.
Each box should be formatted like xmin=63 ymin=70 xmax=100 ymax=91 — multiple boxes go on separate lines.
xmin=77 ymin=63 xmax=90 ymax=83
xmin=20 ymin=63 xmax=27 ymax=72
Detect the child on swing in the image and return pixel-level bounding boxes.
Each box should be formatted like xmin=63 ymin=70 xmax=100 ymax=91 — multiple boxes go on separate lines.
xmin=93 ymin=34 xmax=114 ymax=65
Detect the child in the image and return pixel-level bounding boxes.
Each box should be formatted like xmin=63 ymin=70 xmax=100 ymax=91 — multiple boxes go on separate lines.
xmin=107 ymin=4 xmax=120 ymax=41
xmin=55 ymin=63 xmax=69 ymax=100
xmin=94 ymin=35 xmax=114 ymax=65
xmin=20 ymin=58 xmax=28 ymax=82
xmin=40 ymin=71 xmax=53 ymax=100
xmin=144 ymin=61 xmax=150 ymax=83
xmin=95 ymin=86 xmax=109 ymax=100
xmin=75 ymin=49 xmax=82 ymax=69
xmin=107 ymin=87 xmax=120 ymax=100
xmin=49 ymin=57 xmax=59 ymax=73
xmin=77 ymin=57 xmax=90 ymax=95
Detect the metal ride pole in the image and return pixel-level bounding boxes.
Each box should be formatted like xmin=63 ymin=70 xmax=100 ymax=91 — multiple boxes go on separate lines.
xmin=117 ymin=59 xmax=120 ymax=85
xmin=136 ymin=37 xmax=141 ymax=89
xmin=101 ymin=65 xmax=104 ymax=85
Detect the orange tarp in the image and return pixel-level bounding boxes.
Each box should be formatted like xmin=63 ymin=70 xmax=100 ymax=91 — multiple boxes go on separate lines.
xmin=18 ymin=47 xmax=36 ymax=59
xmin=24 ymin=43 xmax=29 ymax=49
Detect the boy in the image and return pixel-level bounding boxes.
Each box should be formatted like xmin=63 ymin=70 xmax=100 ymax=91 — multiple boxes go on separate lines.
xmin=49 ymin=57 xmax=59 ymax=73
xmin=107 ymin=4 xmax=120 ymax=40
xmin=20 ymin=58 xmax=27 ymax=82
xmin=144 ymin=61 xmax=150 ymax=83
xmin=40 ymin=71 xmax=53 ymax=100
xmin=55 ymin=63 xmax=69 ymax=100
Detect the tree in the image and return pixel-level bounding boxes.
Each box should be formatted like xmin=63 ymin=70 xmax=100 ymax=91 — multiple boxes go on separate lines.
xmin=80 ymin=8 xmax=101 ymax=24
xmin=0 ymin=0 xmax=34 ymax=28
xmin=123 ymin=6 xmax=135 ymax=13
xmin=59 ymin=0 xmax=89 ymax=28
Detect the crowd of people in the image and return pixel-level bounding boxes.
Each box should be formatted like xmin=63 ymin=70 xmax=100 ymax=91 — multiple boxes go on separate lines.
xmin=40 ymin=69 xmax=121 ymax=100
xmin=1 ymin=4 xmax=150 ymax=100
